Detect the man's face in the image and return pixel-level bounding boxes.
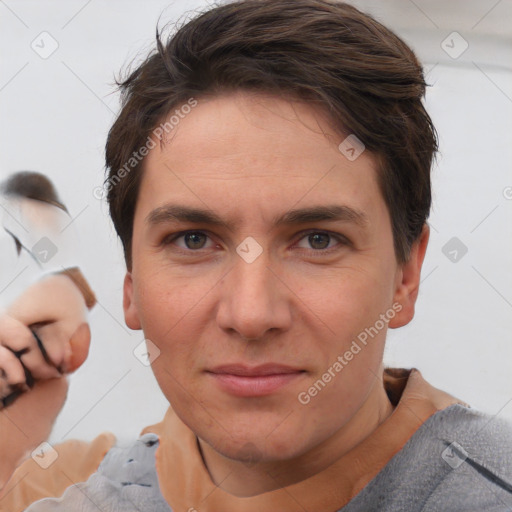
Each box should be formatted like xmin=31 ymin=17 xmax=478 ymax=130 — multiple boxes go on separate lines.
xmin=124 ymin=92 xmax=415 ymax=463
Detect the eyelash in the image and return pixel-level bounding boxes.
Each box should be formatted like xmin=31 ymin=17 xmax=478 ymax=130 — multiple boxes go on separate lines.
xmin=162 ymin=229 xmax=350 ymax=256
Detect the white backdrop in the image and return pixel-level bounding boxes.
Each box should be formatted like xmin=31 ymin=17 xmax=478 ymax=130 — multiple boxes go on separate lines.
xmin=0 ymin=0 xmax=511 ymax=445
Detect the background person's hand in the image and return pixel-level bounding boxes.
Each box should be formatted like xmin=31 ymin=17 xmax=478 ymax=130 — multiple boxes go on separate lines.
xmin=2 ymin=272 xmax=91 ymax=399
xmin=0 ymin=313 xmax=60 ymax=404
xmin=0 ymin=313 xmax=90 ymax=408
xmin=0 ymin=273 xmax=91 ymax=490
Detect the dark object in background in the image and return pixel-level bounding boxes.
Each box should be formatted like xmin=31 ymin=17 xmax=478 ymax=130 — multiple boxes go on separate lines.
xmin=1 ymin=170 xmax=69 ymax=256
xmin=1 ymin=170 xmax=68 ymax=212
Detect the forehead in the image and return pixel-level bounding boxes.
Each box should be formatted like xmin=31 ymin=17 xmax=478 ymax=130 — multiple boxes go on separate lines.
xmin=136 ymin=92 xmax=387 ymax=228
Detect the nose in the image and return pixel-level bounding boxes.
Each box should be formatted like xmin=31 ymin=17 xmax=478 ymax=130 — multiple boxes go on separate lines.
xmin=216 ymin=248 xmax=292 ymax=341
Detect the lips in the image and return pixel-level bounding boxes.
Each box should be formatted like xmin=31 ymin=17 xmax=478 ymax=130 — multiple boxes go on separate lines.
xmin=209 ymin=364 xmax=303 ymax=376
xmin=206 ymin=364 xmax=305 ymax=397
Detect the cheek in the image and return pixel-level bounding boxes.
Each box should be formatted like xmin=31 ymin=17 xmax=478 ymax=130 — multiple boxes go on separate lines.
xmin=135 ymin=263 xmax=206 ymax=327
xmin=291 ymin=264 xmax=395 ymax=396
xmin=134 ymin=268 xmax=215 ymax=371
xmin=297 ymin=358 xmax=383 ymax=446
xmin=307 ymin=265 xmax=393 ymax=336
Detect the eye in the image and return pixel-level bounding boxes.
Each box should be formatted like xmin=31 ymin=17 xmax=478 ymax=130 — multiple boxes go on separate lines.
xmin=294 ymin=230 xmax=348 ymax=253
xmin=163 ymin=231 xmax=216 ymax=251
xmin=162 ymin=229 xmax=349 ymax=255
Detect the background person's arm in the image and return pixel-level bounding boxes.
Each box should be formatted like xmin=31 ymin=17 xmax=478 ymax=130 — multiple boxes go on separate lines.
xmin=0 ymin=271 xmax=93 ymax=491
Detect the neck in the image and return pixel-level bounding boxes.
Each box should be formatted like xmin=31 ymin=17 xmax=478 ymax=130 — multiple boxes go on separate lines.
xmin=197 ymin=374 xmax=395 ymax=497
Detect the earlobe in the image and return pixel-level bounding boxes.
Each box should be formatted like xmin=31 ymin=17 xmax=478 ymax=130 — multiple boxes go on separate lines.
xmin=388 ymin=224 xmax=430 ymax=329
xmin=123 ymin=272 xmax=142 ymax=330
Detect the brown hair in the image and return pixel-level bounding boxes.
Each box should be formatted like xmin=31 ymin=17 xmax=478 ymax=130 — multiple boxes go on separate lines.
xmin=1 ymin=171 xmax=68 ymax=212
xmin=105 ymin=0 xmax=438 ymax=269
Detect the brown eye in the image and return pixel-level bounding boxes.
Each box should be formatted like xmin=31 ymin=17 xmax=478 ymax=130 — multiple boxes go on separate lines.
xmin=307 ymin=233 xmax=331 ymax=250
xmin=183 ymin=232 xmax=208 ymax=249
xmin=294 ymin=230 xmax=350 ymax=255
xmin=162 ymin=230 xmax=216 ymax=252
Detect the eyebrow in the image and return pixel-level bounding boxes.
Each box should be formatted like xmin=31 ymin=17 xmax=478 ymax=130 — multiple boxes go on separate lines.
xmin=146 ymin=204 xmax=369 ymax=231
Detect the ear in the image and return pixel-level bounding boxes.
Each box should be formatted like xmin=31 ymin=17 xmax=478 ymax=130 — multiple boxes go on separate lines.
xmin=123 ymin=272 xmax=142 ymax=330
xmin=388 ymin=224 xmax=430 ymax=329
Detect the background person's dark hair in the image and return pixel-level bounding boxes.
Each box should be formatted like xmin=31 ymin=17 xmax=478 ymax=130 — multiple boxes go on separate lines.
xmin=105 ymin=0 xmax=438 ymax=269
xmin=1 ymin=171 xmax=68 ymax=212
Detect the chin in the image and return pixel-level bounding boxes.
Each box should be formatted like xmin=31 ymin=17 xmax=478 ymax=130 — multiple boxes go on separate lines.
xmin=205 ymin=423 xmax=306 ymax=463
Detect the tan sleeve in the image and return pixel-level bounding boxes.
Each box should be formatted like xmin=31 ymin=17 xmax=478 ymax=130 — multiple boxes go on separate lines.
xmin=56 ymin=267 xmax=97 ymax=310
xmin=0 ymin=432 xmax=116 ymax=512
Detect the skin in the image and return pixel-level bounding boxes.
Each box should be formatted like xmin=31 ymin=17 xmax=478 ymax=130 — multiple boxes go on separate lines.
xmin=0 ymin=274 xmax=90 ymax=491
xmin=123 ymin=91 xmax=429 ymax=497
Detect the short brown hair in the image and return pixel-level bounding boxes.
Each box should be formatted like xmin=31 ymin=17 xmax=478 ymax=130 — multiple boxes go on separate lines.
xmin=105 ymin=0 xmax=438 ymax=269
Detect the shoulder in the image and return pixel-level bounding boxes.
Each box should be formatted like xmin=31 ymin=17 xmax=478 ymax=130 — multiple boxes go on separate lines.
xmin=345 ymin=405 xmax=512 ymax=512
xmin=24 ymin=433 xmax=173 ymax=512
xmin=419 ymin=404 xmax=512 ymax=511
xmin=0 ymin=432 xmax=116 ymax=512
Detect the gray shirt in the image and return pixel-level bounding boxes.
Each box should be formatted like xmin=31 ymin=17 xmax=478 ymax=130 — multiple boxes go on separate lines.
xmin=26 ymin=404 xmax=512 ymax=511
